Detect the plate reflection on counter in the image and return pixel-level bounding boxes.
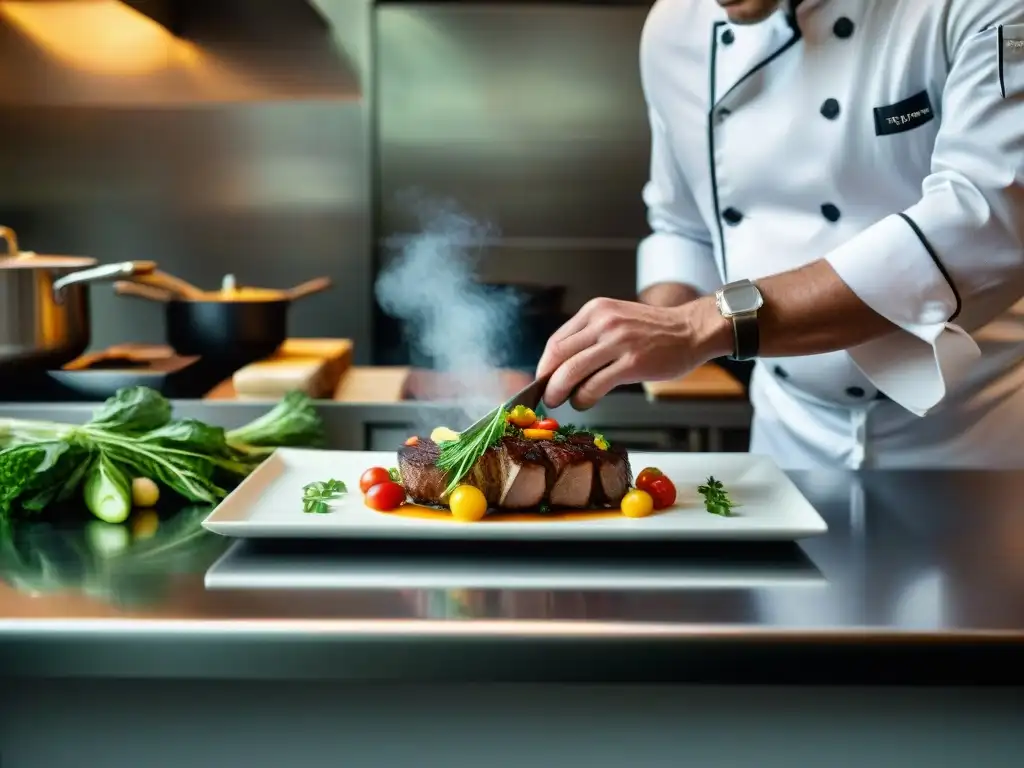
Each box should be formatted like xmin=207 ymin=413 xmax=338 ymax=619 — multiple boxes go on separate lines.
xmin=204 ymin=538 xmax=827 ymax=592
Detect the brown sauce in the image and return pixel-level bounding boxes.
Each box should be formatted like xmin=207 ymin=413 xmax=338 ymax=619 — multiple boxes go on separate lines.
xmin=385 ymin=502 xmax=623 ymax=523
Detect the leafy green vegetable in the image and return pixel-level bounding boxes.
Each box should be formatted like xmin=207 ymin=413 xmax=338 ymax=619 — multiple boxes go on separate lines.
xmin=88 ymin=386 xmax=172 ymax=434
xmin=84 ymin=453 xmax=133 ymax=523
xmin=302 ymin=479 xmax=347 ymax=514
xmin=435 ymin=407 xmax=509 ymax=497
xmin=388 ymin=467 xmax=401 ymax=483
xmin=226 ymin=391 xmax=325 ymax=450
xmin=698 ymin=476 xmax=737 ymax=517
xmin=0 ymin=386 xmax=326 ymax=522
xmin=20 ymin=443 xmax=93 ymax=512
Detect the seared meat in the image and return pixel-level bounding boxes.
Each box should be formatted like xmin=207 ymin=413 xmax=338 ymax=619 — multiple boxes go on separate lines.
xmin=396 ymin=439 xmax=448 ymax=505
xmin=397 ymin=434 xmax=631 ymax=511
xmin=498 ymin=438 xmax=549 ymax=509
xmin=538 ymin=440 xmax=594 ymax=508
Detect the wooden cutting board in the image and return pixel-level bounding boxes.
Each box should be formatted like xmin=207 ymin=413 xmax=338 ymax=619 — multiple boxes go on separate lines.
xmin=643 ymin=364 xmax=745 ymax=399
xmin=334 ymin=366 xmax=410 ymax=403
xmin=205 ymin=339 xmax=353 ymax=400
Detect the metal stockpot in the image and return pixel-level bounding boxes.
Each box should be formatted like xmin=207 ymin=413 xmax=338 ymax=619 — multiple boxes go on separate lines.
xmin=0 ymin=226 xmax=155 ymax=372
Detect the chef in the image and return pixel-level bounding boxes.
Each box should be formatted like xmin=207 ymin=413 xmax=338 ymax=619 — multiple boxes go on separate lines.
xmin=537 ymin=0 xmax=1024 ymax=470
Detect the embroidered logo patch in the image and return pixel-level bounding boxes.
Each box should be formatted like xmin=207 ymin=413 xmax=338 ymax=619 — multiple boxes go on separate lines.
xmin=999 ymin=24 xmax=1024 ymax=98
xmin=873 ymin=90 xmax=935 ymax=136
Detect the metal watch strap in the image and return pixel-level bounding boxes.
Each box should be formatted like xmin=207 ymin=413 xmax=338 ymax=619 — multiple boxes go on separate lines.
xmin=729 ymin=312 xmax=759 ymax=362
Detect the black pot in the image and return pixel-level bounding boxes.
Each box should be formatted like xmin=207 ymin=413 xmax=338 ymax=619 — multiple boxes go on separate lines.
xmin=166 ymin=299 xmax=289 ymax=368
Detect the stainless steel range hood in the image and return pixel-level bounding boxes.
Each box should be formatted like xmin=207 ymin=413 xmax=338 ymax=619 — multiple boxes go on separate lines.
xmin=118 ymin=0 xmax=330 ymax=37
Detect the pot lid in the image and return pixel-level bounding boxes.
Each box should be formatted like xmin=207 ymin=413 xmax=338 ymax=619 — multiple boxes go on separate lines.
xmin=0 ymin=226 xmax=96 ymax=270
xmin=0 ymin=251 xmax=98 ymax=270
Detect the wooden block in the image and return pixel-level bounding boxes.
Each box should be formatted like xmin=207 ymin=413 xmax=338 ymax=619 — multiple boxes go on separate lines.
xmin=643 ymin=364 xmax=745 ymax=400
xmin=205 ymin=339 xmax=352 ymax=400
xmin=334 ymin=367 xmax=410 ymax=403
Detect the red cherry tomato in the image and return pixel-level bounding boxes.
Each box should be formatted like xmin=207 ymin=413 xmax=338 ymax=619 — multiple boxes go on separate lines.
xmin=647 ymin=476 xmax=677 ymax=510
xmin=359 ymin=466 xmax=392 ymax=494
xmin=365 ymin=481 xmax=406 ymax=511
xmin=534 ymin=418 xmax=559 ymax=431
xmin=635 ymin=467 xmax=663 ymax=492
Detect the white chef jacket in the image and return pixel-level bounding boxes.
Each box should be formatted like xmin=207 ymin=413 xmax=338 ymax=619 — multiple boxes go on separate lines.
xmin=637 ymin=0 xmax=1024 ymax=470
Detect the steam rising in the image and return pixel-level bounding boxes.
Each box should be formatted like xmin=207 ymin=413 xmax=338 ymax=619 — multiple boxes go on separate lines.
xmin=375 ymin=196 xmax=519 ymax=425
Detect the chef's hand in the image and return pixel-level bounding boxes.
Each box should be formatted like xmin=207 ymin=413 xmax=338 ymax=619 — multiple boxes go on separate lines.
xmin=536 ymin=296 xmax=732 ymax=410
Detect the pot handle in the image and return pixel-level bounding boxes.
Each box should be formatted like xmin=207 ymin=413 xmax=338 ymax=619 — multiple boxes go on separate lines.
xmin=52 ymin=260 xmax=157 ymax=300
xmin=0 ymin=226 xmax=18 ymax=259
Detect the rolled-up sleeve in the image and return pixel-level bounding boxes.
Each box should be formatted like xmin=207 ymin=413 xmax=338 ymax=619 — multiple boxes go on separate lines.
xmin=636 ymin=105 xmax=722 ymax=298
xmin=826 ymin=11 xmax=1024 ymax=416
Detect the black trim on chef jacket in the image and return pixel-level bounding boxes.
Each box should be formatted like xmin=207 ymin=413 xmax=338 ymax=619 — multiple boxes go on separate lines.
xmin=998 ymin=25 xmax=1006 ymax=99
xmin=707 ymin=14 xmax=804 ymax=281
xmin=896 ymin=212 xmax=962 ymax=321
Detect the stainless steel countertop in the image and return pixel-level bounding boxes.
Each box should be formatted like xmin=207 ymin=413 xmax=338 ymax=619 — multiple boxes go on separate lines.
xmin=2 ymin=469 xmax=1023 ymax=684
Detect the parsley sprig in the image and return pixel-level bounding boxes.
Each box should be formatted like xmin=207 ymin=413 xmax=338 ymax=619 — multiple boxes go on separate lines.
xmin=302 ymin=478 xmax=347 ymax=514
xmin=697 ymin=476 xmax=737 ymax=517
xmin=553 ymin=424 xmax=581 ymax=442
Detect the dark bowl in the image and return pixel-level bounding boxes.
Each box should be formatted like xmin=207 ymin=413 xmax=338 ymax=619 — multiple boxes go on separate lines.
xmin=166 ymin=299 xmax=288 ymax=367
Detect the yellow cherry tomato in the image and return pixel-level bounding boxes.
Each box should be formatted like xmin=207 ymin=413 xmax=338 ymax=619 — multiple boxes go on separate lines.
xmin=620 ymin=489 xmax=655 ymax=518
xmin=593 ymin=436 xmax=609 ymax=450
xmin=449 ymin=484 xmax=488 ymax=522
xmin=131 ymin=477 xmax=160 ymax=508
xmin=522 ymin=428 xmax=556 ymax=440
xmin=507 ymin=405 xmax=537 ymax=428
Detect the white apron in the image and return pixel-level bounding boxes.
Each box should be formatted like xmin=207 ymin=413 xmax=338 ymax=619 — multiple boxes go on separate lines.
xmin=636 ymin=0 xmax=1024 ymax=470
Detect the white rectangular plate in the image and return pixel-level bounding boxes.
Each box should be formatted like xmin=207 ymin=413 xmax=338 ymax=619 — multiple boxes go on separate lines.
xmin=202 ymin=449 xmax=828 ymax=541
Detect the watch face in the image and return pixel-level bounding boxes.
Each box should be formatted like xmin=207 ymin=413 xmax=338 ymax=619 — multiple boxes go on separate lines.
xmin=721 ymin=283 xmax=763 ymax=315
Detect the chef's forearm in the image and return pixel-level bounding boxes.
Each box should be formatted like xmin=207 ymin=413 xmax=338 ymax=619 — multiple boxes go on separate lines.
xmin=688 ymin=259 xmax=897 ymax=360
xmin=639 ymin=282 xmax=702 ymax=307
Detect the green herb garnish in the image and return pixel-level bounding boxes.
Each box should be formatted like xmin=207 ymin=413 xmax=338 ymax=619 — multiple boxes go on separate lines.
xmin=388 ymin=467 xmax=402 ymax=483
xmin=435 ymin=407 xmax=509 ymax=496
xmin=698 ymin=476 xmax=737 ymax=517
xmin=302 ymin=479 xmax=347 ymax=514
xmin=553 ymin=424 xmax=581 ymax=442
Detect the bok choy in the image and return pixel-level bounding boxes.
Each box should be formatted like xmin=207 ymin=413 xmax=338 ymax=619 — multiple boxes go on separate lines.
xmin=0 ymin=387 xmax=325 ymax=522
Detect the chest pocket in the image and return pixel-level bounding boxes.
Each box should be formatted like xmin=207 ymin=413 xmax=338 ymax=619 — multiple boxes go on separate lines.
xmin=999 ymin=24 xmax=1024 ymax=98
xmin=871 ymin=89 xmax=939 ymax=179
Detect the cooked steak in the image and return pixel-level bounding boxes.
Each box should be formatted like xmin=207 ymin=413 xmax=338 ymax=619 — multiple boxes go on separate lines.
xmin=397 ymin=433 xmax=631 ymax=511
xmin=498 ymin=438 xmax=549 ymax=509
xmin=538 ymin=440 xmax=594 ymax=508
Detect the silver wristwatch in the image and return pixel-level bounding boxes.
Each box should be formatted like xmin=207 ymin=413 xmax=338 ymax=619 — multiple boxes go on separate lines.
xmin=715 ymin=279 xmax=763 ymax=362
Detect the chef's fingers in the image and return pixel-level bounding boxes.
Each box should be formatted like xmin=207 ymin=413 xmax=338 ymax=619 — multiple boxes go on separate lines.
xmin=537 ymin=322 xmax=598 ymax=383
xmin=543 ymin=341 xmax=618 ymax=408
xmin=548 ymin=302 xmax=594 ymax=344
xmin=570 ymin=356 xmax=633 ymax=410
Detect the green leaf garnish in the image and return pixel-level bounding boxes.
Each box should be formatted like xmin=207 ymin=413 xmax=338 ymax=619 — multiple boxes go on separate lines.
xmin=435 ymin=407 xmax=509 ymax=497
xmin=697 ymin=476 xmax=737 ymax=517
xmin=553 ymin=424 xmax=581 ymax=442
xmin=302 ymin=479 xmax=347 ymax=514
